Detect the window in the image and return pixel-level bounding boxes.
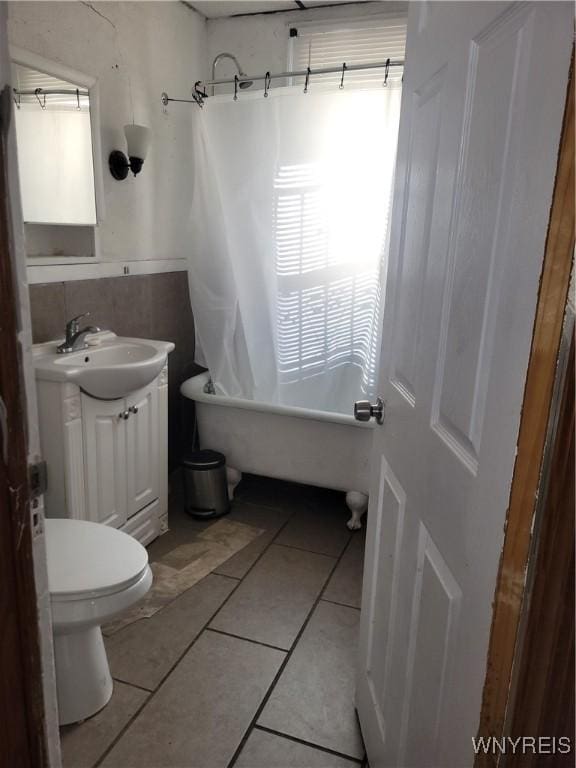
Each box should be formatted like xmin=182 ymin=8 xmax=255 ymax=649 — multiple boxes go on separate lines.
xmin=274 ymin=162 xmax=382 ymax=393
xmin=288 ymin=15 xmax=407 ymax=88
xmin=270 ymin=81 xmax=400 ymax=405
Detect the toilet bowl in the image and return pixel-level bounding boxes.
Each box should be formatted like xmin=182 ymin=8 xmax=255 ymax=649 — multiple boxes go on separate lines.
xmin=45 ymin=519 xmax=152 ymax=725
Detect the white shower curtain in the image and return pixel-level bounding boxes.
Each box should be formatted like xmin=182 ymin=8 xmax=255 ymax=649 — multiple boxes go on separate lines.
xmin=189 ymin=84 xmax=401 ymax=414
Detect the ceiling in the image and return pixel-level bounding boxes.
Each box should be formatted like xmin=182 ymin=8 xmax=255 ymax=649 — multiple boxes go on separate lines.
xmin=188 ymin=1 xmax=372 ymax=19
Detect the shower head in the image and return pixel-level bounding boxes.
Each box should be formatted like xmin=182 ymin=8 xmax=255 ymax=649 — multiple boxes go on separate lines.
xmin=211 ymin=52 xmax=253 ymax=93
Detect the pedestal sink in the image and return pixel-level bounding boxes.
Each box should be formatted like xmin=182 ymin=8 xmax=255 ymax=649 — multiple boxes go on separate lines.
xmin=34 ymin=332 xmax=175 ymax=399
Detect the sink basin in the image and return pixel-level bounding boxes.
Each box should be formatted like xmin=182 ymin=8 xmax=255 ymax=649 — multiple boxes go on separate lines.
xmin=34 ymin=332 xmax=175 ymax=399
xmin=53 ymin=342 xmax=156 ymax=368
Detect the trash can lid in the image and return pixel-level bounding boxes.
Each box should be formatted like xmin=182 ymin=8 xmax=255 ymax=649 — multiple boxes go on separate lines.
xmin=182 ymin=449 xmax=226 ymax=470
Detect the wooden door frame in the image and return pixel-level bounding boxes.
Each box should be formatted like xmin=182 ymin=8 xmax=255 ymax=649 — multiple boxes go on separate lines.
xmin=0 ymin=86 xmax=48 ymax=765
xmin=476 ymin=58 xmax=574 ymax=763
xmin=506 ymin=330 xmax=574 ymax=767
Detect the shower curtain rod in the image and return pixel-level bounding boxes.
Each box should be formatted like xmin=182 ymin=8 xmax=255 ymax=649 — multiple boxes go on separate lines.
xmin=161 ymin=58 xmax=404 ymax=107
xmin=199 ymin=59 xmax=404 ymax=88
xmin=13 ymin=86 xmax=89 ymax=109
xmin=13 ymin=88 xmax=89 ymax=96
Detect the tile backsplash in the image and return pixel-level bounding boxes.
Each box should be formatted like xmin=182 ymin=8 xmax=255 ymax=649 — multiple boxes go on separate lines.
xmin=29 ymin=271 xmax=200 ymax=468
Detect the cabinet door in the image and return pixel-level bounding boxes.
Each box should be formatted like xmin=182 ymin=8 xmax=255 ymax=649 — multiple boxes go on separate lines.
xmin=81 ymin=394 xmax=127 ymax=528
xmin=126 ymin=383 xmax=159 ymax=518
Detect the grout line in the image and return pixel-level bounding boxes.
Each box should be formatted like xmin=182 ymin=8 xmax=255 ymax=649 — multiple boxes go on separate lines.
xmin=93 ymin=507 xmax=297 ymax=768
xmin=233 ymin=495 xmax=281 ymax=508
xmin=253 ymin=724 xmax=363 ymax=765
xmin=355 ymin=711 xmax=369 ymax=767
xmin=111 ymin=677 xmax=154 ymax=695
xmin=211 ymin=571 xmax=242 ymax=581
xmin=103 ymin=570 xmax=241 ymax=639
xmin=272 ymin=540 xmax=348 ymax=558
xmin=206 ymin=627 xmax=288 ymax=654
xmin=62 ymin=280 xmax=69 ymax=319
xmin=233 ymin=497 xmax=289 ymax=513
xmin=226 ymin=533 xmax=359 ymax=768
xmin=320 ymin=597 xmax=361 ymax=611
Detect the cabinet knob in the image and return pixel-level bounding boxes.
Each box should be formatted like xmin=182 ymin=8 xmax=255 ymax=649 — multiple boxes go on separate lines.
xmin=119 ymin=409 xmax=130 ymax=420
xmin=129 ymin=406 xmax=139 ymax=414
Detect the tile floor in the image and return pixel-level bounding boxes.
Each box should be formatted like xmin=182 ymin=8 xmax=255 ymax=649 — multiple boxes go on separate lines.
xmin=59 ymin=474 xmax=368 ymax=768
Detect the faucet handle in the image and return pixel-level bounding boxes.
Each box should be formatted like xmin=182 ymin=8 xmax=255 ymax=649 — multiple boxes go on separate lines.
xmin=66 ymin=313 xmax=90 ymax=334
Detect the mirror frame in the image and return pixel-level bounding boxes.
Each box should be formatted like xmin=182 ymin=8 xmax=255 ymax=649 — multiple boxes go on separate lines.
xmin=10 ymin=46 xmax=105 ymax=264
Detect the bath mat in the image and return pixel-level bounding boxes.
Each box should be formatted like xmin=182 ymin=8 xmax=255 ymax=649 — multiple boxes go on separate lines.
xmin=104 ymin=518 xmax=263 ymax=634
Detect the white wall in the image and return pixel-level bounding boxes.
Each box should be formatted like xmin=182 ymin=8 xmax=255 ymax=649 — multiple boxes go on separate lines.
xmin=8 ymin=1 xmax=407 ymax=277
xmin=206 ymin=1 xmax=407 ymax=93
xmin=8 ymin=1 xmax=207 ymax=265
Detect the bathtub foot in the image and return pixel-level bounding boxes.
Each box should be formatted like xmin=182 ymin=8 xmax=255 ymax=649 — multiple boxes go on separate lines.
xmin=346 ymin=491 xmax=368 ymax=531
xmin=226 ymin=467 xmax=242 ymax=501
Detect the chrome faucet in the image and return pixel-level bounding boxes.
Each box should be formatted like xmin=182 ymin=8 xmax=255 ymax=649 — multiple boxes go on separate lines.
xmin=57 ymin=313 xmax=101 ymax=354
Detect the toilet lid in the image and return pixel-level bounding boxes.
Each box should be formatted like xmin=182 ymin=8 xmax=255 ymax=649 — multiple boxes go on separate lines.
xmin=45 ymin=518 xmax=149 ymax=599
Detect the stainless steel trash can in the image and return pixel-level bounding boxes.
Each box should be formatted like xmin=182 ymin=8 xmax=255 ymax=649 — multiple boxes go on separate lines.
xmin=182 ymin=450 xmax=229 ymax=519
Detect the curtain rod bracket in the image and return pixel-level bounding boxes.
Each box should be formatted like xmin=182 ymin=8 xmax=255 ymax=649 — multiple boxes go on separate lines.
xmin=160 ymin=89 xmax=205 ymax=108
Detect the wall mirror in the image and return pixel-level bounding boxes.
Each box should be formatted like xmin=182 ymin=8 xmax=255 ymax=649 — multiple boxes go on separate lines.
xmin=10 ymin=48 xmax=103 ymax=263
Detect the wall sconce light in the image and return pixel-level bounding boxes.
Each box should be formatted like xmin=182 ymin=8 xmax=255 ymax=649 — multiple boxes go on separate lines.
xmin=109 ymin=124 xmax=151 ymax=180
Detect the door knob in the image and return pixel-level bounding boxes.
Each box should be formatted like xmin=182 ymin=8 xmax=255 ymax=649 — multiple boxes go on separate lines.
xmin=354 ymin=397 xmax=385 ymax=424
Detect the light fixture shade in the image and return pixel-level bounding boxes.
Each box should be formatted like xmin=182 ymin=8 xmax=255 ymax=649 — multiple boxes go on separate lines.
xmin=124 ymin=124 xmax=151 ymax=161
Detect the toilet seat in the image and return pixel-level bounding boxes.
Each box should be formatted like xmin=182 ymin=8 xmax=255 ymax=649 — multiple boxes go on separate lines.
xmin=45 ymin=518 xmax=149 ymax=601
xmin=45 ymin=518 xmax=152 ymax=632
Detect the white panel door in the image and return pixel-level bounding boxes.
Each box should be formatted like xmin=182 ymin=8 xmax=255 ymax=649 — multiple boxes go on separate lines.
xmin=356 ymin=3 xmax=572 ymax=766
xmin=82 ymin=394 xmax=127 ymax=528
xmin=126 ymin=383 xmax=159 ymax=519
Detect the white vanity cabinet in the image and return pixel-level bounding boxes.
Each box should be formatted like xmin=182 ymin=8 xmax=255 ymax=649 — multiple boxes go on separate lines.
xmin=125 ymin=384 xmax=160 ymax=518
xmin=81 ymin=393 xmax=127 ymax=528
xmin=36 ymin=365 xmax=169 ymax=545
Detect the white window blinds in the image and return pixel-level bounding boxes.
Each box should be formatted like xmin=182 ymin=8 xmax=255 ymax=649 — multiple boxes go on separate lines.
xmin=289 ymin=16 xmax=407 ymax=87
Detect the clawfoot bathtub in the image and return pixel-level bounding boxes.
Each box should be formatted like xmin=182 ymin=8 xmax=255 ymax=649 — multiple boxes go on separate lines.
xmin=181 ymin=372 xmax=372 ymax=529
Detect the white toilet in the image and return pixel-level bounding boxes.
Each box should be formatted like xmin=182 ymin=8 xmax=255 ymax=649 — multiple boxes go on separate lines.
xmin=45 ymin=519 xmax=152 ymax=725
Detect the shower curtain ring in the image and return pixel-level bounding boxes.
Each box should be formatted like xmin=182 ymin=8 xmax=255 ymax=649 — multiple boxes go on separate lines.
xmin=264 ymin=71 xmax=271 ymax=98
xmin=304 ymin=67 xmax=311 ymax=94
xmin=193 ymin=81 xmax=207 ymax=107
xmin=383 ymin=58 xmax=390 ymax=87
xmin=35 ymin=88 xmax=46 ymax=109
xmin=234 ymin=75 xmax=239 ymax=101
xmin=339 ymin=62 xmax=347 ymax=89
